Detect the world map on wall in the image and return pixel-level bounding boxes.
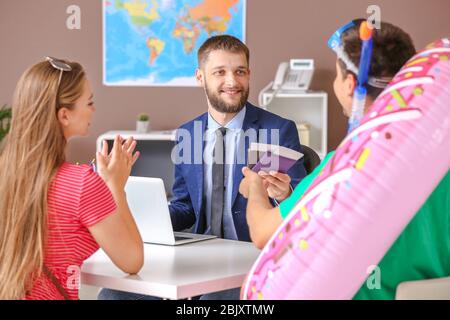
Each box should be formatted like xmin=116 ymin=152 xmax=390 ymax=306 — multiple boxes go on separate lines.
xmin=103 ymin=0 xmax=246 ymax=86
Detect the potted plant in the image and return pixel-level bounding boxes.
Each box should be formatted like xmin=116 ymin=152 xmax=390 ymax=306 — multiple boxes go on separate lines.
xmin=0 ymin=104 xmax=12 ymax=146
xmin=136 ymin=113 xmax=150 ymax=133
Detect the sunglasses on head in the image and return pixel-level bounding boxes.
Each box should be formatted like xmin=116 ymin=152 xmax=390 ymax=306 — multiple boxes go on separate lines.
xmin=45 ymin=56 xmax=72 ymax=89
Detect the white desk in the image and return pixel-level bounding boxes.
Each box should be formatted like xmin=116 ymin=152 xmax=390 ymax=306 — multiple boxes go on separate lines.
xmin=81 ymin=239 xmax=260 ymax=300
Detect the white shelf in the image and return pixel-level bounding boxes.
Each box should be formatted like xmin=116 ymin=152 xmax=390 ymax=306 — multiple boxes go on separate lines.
xmin=265 ymin=90 xmax=327 ymax=98
xmin=96 ymin=130 xmax=176 ymax=151
xmin=261 ymin=88 xmax=328 ymax=159
xmin=96 ymin=130 xmax=177 ymax=194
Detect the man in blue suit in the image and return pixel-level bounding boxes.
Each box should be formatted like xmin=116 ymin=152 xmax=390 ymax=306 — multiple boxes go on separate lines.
xmin=98 ymin=35 xmax=306 ymax=300
xmin=169 ymin=35 xmax=307 ymax=242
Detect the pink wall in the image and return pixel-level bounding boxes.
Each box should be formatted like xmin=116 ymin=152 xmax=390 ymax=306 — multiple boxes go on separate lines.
xmin=1 ymin=0 xmax=449 ymax=163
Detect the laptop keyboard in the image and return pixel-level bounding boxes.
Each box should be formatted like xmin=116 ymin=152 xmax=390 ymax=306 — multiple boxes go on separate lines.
xmin=174 ymin=236 xmax=191 ymax=241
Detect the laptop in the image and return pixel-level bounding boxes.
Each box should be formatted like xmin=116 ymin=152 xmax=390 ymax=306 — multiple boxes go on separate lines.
xmin=125 ymin=176 xmax=217 ymax=246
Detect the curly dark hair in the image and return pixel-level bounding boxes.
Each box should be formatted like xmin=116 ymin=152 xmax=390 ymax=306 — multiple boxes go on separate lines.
xmin=339 ymin=19 xmax=416 ymax=99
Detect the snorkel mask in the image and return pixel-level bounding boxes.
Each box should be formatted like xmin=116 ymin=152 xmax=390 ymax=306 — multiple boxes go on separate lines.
xmin=328 ymin=20 xmax=392 ymax=132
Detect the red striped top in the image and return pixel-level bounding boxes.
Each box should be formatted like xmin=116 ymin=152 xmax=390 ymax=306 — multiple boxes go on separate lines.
xmin=25 ymin=162 xmax=116 ymax=300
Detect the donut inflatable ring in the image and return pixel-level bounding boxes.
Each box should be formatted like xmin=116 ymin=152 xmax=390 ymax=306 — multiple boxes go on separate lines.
xmin=243 ymin=39 xmax=450 ymax=300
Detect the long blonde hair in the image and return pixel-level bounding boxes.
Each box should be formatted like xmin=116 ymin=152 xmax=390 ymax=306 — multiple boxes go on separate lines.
xmin=0 ymin=59 xmax=86 ymax=299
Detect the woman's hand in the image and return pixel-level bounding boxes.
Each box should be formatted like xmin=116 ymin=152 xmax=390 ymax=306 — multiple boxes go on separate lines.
xmin=96 ymin=135 xmax=140 ymax=192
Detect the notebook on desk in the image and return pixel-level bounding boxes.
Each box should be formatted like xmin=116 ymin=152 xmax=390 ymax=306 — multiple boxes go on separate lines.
xmin=125 ymin=176 xmax=216 ymax=246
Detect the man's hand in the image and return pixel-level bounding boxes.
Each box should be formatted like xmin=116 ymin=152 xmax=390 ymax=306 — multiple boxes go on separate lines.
xmin=258 ymin=171 xmax=292 ymax=202
xmin=239 ymin=167 xmax=265 ymax=199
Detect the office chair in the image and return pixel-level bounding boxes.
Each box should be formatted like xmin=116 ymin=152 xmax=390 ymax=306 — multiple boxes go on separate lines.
xmin=301 ymin=145 xmax=321 ymax=174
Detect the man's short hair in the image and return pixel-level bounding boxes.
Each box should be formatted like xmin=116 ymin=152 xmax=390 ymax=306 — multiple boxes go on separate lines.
xmin=339 ymin=19 xmax=416 ymax=99
xmin=197 ymin=35 xmax=250 ymax=68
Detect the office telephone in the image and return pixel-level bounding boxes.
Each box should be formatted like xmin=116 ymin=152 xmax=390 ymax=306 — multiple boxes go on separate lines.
xmin=272 ymin=59 xmax=314 ymax=91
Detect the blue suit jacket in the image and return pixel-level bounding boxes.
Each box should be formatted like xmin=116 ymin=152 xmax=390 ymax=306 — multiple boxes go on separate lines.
xmin=169 ymin=103 xmax=307 ymax=241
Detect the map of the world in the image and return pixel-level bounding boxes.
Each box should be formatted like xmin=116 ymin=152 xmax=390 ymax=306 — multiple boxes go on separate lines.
xmin=103 ymin=0 xmax=246 ymax=86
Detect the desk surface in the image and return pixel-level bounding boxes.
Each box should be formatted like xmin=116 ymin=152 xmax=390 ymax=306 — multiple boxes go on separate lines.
xmin=81 ymin=238 xmax=260 ymax=299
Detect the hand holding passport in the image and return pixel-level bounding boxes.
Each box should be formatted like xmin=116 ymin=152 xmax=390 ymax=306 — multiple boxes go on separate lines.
xmin=247 ymin=142 xmax=303 ymax=174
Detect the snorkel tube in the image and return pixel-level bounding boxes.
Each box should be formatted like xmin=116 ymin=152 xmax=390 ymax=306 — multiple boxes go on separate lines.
xmin=348 ymin=21 xmax=374 ymax=133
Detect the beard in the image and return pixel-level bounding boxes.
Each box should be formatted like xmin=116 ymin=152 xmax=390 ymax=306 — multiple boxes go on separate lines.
xmin=205 ymin=81 xmax=249 ymax=114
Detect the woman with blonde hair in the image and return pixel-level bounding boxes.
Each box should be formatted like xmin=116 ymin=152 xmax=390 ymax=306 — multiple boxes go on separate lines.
xmin=0 ymin=57 xmax=144 ymax=300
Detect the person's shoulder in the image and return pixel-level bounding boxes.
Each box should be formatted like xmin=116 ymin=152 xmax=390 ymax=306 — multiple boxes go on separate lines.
xmin=431 ymin=170 xmax=450 ymax=210
xmin=177 ymin=112 xmax=207 ymax=131
xmin=247 ymin=103 xmax=296 ymax=128
xmin=53 ymin=162 xmax=97 ymax=187
xmin=55 ymin=162 xmax=90 ymax=178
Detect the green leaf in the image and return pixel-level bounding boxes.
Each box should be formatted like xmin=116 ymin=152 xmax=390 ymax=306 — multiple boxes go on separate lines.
xmin=0 ymin=104 xmax=12 ymax=142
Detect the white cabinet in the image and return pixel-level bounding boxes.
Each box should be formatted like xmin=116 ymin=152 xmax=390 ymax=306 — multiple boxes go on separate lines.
xmin=96 ymin=130 xmax=176 ymax=151
xmin=260 ymin=90 xmax=328 ymax=158
xmin=96 ymin=130 xmax=176 ymax=195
